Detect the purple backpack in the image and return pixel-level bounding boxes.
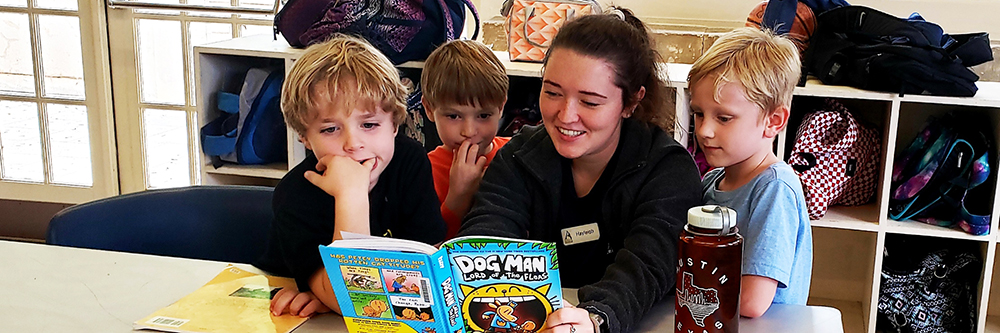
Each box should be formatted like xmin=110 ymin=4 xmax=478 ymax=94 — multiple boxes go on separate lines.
xmin=274 ymin=0 xmax=480 ymax=64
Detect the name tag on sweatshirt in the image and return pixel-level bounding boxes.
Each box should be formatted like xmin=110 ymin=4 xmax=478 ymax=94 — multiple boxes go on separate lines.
xmin=562 ymin=223 xmax=600 ymax=245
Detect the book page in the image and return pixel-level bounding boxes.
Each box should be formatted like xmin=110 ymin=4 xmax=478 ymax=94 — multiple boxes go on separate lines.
xmin=329 ymin=237 xmax=439 ymax=255
xmin=134 ymin=265 xmax=308 ymax=333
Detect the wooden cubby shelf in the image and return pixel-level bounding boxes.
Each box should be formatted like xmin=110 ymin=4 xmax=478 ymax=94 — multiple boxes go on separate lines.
xmin=195 ymin=34 xmax=1000 ymax=333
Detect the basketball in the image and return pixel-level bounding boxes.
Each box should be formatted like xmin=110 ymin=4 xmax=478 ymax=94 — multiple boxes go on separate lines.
xmin=745 ymin=0 xmax=817 ymax=53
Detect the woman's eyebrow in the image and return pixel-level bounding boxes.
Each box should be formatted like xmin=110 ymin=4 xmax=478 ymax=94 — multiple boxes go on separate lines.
xmin=543 ymin=80 xmax=608 ymax=99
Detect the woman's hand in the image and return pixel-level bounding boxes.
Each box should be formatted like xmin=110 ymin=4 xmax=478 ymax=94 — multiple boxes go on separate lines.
xmin=541 ymin=305 xmax=596 ymax=333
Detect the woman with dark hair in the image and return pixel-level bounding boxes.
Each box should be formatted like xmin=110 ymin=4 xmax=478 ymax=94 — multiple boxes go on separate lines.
xmin=458 ymin=7 xmax=702 ymax=333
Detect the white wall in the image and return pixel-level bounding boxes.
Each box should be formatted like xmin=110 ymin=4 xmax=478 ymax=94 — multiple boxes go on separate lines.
xmin=476 ymin=0 xmax=1000 ymax=38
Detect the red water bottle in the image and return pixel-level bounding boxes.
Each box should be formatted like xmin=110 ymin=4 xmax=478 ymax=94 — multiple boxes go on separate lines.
xmin=676 ymin=205 xmax=742 ymax=333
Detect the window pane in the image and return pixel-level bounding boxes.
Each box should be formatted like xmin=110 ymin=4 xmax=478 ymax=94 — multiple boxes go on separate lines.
xmin=33 ymin=0 xmax=77 ymax=11
xmin=0 ymin=13 xmax=35 ymax=96
xmin=240 ymin=24 xmax=272 ymax=37
xmin=138 ymin=19 xmax=184 ymax=105
xmin=0 ymin=100 xmax=44 ymax=182
xmin=189 ymin=21 xmax=233 ymax=47
xmin=46 ymin=103 xmax=92 ymax=186
xmin=143 ymin=108 xmax=190 ymax=188
xmin=236 ymin=0 xmax=274 ymax=19
xmin=38 ymin=15 xmax=85 ymax=100
xmin=189 ymin=22 xmax=233 ymax=105
xmin=186 ymin=0 xmax=234 ymax=18
xmin=0 ymin=0 xmax=26 ymax=7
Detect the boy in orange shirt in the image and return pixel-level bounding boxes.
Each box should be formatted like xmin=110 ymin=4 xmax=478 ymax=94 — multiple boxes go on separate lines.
xmin=421 ymin=40 xmax=510 ymax=238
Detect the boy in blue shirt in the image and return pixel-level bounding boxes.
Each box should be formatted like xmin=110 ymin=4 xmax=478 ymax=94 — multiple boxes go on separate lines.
xmin=688 ymin=27 xmax=813 ymax=318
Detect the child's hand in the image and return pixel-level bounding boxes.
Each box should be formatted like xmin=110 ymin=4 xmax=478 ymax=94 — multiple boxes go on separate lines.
xmin=270 ymin=287 xmax=331 ymax=317
xmin=448 ymin=140 xmax=488 ymax=198
xmin=305 ymin=155 xmax=375 ymax=198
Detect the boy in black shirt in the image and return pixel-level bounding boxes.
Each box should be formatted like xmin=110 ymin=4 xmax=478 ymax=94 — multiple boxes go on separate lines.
xmin=255 ymin=35 xmax=445 ymax=317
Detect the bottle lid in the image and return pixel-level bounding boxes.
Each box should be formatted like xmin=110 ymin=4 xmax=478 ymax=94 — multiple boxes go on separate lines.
xmin=687 ymin=205 xmax=737 ymax=233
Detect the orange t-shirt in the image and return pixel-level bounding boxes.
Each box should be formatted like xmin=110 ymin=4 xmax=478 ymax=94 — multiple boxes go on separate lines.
xmin=428 ymin=136 xmax=511 ymax=239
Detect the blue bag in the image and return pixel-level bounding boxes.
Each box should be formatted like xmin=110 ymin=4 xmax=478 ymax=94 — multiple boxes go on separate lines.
xmin=201 ymin=67 xmax=287 ymax=165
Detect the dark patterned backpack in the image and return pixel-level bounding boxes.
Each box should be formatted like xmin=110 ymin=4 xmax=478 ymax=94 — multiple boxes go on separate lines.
xmin=787 ymin=98 xmax=880 ymax=220
xmin=878 ymin=238 xmax=980 ymax=333
xmin=274 ymin=0 xmax=480 ymax=65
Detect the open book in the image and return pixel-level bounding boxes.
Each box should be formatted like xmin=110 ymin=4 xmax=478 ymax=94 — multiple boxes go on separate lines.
xmin=134 ymin=265 xmax=309 ymax=333
xmin=319 ymin=233 xmax=562 ymax=333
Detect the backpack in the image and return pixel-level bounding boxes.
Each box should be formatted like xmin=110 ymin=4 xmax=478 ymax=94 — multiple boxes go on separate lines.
xmin=787 ymin=99 xmax=880 ymax=220
xmin=200 ymin=67 xmax=287 ymax=166
xmin=888 ymin=115 xmax=995 ymax=235
xmin=878 ymin=237 xmax=980 ymax=332
xmin=274 ymin=0 xmax=481 ymax=65
xmin=745 ymin=0 xmax=848 ymax=53
xmin=804 ymin=5 xmax=993 ymax=97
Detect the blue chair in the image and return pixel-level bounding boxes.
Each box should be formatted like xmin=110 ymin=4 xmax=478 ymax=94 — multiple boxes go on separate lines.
xmin=46 ymin=185 xmax=274 ymax=264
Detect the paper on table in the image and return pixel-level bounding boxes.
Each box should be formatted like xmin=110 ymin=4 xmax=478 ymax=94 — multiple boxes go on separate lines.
xmin=133 ymin=265 xmax=308 ymax=333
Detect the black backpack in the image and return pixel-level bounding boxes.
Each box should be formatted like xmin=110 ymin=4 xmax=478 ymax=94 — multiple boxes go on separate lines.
xmin=804 ymin=6 xmax=992 ymax=97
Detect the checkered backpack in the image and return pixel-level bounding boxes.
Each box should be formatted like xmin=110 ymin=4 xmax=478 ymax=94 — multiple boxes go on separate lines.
xmin=788 ymin=99 xmax=880 ymax=220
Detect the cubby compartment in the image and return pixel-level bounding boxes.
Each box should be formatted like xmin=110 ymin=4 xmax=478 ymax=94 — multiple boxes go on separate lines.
xmin=782 ymin=96 xmax=893 ymax=231
xmin=195 ymin=51 xmax=292 ymax=184
xmin=884 ymin=103 xmax=1000 ymax=241
xmin=983 ymin=242 xmax=1000 ymax=332
xmin=809 ymin=228 xmax=879 ymax=333
xmin=876 ymin=234 xmax=989 ymax=333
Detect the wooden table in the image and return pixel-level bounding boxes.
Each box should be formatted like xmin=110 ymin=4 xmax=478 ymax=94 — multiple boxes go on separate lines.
xmin=0 ymin=240 xmax=843 ymax=332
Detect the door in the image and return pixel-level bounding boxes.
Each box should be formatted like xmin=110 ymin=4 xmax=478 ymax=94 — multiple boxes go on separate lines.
xmin=0 ymin=0 xmax=117 ymax=203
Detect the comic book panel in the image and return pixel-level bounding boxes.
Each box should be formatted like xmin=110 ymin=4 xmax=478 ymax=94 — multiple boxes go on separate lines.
xmin=341 ymin=266 xmax=384 ymax=293
xmin=381 ymin=268 xmax=425 ymax=295
xmin=349 ymin=293 xmax=392 ymax=319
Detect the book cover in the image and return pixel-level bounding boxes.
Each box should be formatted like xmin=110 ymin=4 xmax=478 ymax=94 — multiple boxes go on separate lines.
xmin=134 ymin=265 xmax=309 ymax=333
xmin=319 ymin=236 xmax=562 ymax=333
xmin=445 ymin=237 xmax=562 ymax=333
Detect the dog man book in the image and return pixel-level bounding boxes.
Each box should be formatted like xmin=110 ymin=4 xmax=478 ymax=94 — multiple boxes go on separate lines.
xmin=319 ymin=234 xmax=562 ymax=333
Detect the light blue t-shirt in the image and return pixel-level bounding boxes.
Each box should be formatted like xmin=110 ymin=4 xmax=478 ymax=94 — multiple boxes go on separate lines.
xmin=701 ymin=162 xmax=812 ymax=305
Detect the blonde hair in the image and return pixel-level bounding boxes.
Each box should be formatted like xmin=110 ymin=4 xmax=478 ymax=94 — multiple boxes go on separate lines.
xmin=688 ymin=27 xmax=801 ymax=120
xmin=281 ymin=34 xmax=407 ymax=136
xmin=421 ymin=39 xmax=508 ymax=110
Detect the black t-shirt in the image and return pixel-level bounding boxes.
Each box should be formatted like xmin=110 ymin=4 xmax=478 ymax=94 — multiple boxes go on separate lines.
xmin=555 ymin=149 xmax=620 ymax=288
xmin=254 ymin=136 xmax=446 ymax=290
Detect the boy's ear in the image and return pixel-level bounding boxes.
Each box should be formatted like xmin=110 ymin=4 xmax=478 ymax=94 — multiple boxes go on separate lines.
xmin=299 ymin=135 xmax=313 ymax=151
xmin=422 ymin=96 xmax=436 ymax=122
xmin=763 ymin=105 xmax=790 ymax=138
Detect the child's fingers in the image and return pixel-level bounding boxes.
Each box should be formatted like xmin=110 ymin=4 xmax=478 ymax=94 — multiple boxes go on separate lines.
xmin=270 ymin=288 xmax=295 ymax=316
xmin=288 ymin=292 xmax=313 ymax=316
xmin=476 ymin=155 xmax=488 ymax=170
xmin=314 ymin=155 xmax=332 ymax=173
xmin=466 ymin=143 xmax=480 ymax=164
xmin=303 ymin=170 xmax=321 ymax=186
xmin=361 ymin=158 xmax=376 ymax=170
xmin=298 ymin=300 xmax=322 ymax=317
xmin=454 ymin=140 xmax=471 ymax=162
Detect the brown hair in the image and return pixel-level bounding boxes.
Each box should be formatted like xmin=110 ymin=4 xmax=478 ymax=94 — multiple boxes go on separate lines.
xmin=281 ymin=34 xmax=407 ymax=136
xmin=421 ymin=39 xmax=508 ymax=110
xmin=688 ymin=27 xmax=801 ymax=120
xmin=543 ymin=7 xmax=673 ymax=132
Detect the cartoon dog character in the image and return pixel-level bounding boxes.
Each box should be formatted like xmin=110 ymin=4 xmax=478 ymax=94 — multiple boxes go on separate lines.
xmin=361 ymin=299 xmax=388 ymax=317
xmin=460 ymin=283 xmax=552 ymax=333
xmin=482 ymin=300 xmax=537 ymax=333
